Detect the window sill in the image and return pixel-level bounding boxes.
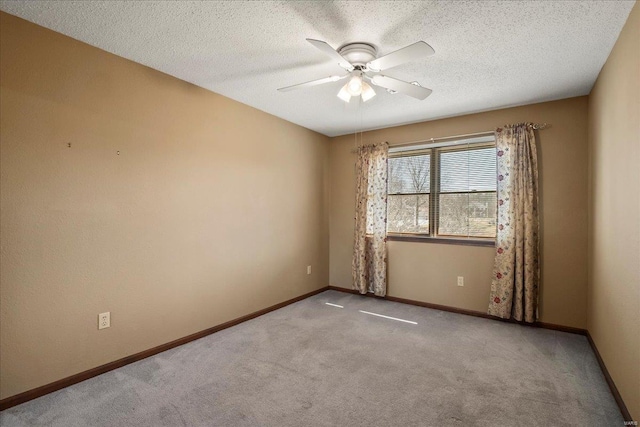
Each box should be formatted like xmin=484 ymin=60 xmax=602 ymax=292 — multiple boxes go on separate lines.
xmin=386 ymin=234 xmax=495 ymax=247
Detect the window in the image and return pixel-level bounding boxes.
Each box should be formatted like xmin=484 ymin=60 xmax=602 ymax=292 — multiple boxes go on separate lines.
xmin=387 ymin=136 xmax=497 ymax=242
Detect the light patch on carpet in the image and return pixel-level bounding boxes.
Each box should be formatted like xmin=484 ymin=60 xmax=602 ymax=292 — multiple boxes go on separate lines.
xmin=359 ymin=310 xmax=417 ymax=324
xmin=325 ymin=303 xmax=344 ymax=308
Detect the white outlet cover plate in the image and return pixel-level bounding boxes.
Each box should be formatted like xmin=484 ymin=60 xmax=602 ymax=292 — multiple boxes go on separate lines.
xmin=98 ymin=312 xmax=110 ymax=329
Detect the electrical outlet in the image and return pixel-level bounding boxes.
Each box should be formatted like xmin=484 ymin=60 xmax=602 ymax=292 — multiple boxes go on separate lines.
xmin=457 ymin=276 xmax=464 ymax=287
xmin=307 ymin=265 xmax=312 ymax=275
xmin=98 ymin=312 xmax=110 ymax=330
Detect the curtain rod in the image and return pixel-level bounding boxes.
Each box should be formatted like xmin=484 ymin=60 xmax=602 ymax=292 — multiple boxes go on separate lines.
xmin=350 ymin=123 xmax=550 ymax=152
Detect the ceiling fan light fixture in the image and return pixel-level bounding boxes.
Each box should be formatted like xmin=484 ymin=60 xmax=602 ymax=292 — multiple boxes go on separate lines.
xmin=361 ymin=82 xmax=376 ymax=102
xmin=337 ymin=84 xmax=352 ymax=102
xmin=346 ymin=75 xmax=363 ymax=96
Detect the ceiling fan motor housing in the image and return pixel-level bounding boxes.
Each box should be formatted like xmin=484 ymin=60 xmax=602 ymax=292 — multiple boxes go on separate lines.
xmin=338 ymin=43 xmax=377 ymax=67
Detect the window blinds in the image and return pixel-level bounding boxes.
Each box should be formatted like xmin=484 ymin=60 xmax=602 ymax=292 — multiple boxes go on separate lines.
xmin=438 ymin=147 xmax=497 ymax=238
xmin=387 ymin=142 xmax=497 ymax=239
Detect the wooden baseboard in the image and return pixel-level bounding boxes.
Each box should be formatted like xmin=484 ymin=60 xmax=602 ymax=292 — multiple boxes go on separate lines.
xmin=327 ymin=286 xmax=587 ymax=335
xmin=586 ymin=332 xmax=633 ymax=422
xmin=0 ymin=286 xmax=329 ymax=411
xmin=327 ymin=285 xmax=634 ymax=421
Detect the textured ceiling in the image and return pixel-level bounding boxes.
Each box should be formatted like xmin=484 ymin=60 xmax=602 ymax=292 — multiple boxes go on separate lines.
xmin=0 ymin=1 xmax=635 ymax=137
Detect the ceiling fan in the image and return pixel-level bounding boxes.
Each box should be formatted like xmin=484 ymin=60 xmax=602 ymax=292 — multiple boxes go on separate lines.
xmin=278 ymin=39 xmax=435 ymax=103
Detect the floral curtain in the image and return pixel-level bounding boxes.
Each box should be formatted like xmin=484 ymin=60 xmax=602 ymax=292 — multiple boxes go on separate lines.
xmin=352 ymin=142 xmax=389 ymax=296
xmin=488 ymin=123 xmax=540 ymax=323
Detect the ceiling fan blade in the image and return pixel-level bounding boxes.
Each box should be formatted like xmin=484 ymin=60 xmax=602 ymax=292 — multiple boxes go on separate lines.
xmin=306 ymin=39 xmax=354 ymax=72
xmin=367 ymin=41 xmax=435 ymax=71
xmin=277 ymin=74 xmax=348 ymax=92
xmin=370 ymin=75 xmax=432 ymax=100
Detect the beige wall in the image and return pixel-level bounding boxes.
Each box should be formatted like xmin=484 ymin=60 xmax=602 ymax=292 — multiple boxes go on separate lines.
xmin=330 ymin=97 xmax=589 ymax=328
xmin=0 ymin=13 xmax=330 ymax=399
xmin=588 ymin=3 xmax=639 ymax=420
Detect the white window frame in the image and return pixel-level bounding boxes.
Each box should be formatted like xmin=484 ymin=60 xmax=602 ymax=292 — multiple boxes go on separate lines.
xmin=387 ymin=135 xmax=497 ymax=246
